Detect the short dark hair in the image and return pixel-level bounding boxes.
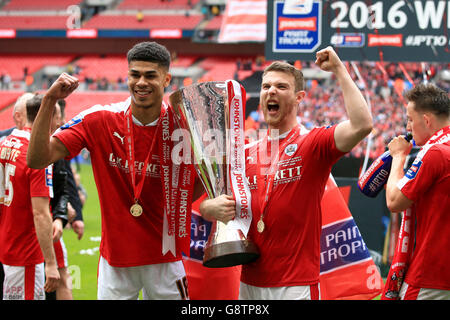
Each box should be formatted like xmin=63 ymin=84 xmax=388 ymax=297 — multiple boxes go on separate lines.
xmin=263 ymin=61 xmax=305 ymax=92
xmin=26 ymin=94 xmax=44 ymax=123
xmin=405 ymin=83 xmax=450 ymax=118
xmin=127 ymin=41 xmax=171 ymax=70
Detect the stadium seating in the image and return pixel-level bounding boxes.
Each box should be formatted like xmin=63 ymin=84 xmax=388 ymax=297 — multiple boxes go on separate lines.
xmin=73 ymin=54 xmax=200 ymax=83
xmin=63 ymin=91 xmax=130 ymax=120
xmin=0 ymin=91 xmax=21 ymax=112
xmin=0 ymin=91 xmax=131 ymax=131
xmin=2 ymin=0 xmax=80 ymax=11
xmin=0 ymin=91 xmax=22 ymax=130
xmin=83 ymin=13 xmax=202 ymax=29
xmin=198 ymin=57 xmax=237 ymax=82
xmin=0 ymin=112 xmax=15 ymax=131
xmin=0 ymin=54 xmax=75 ymax=81
xmin=117 ymin=0 xmax=199 ymax=10
xmin=0 ymin=16 xmax=69 ymax=29
xmin=203 ymin=14 xmax=222 ymax=30
xmin=75 ymin=55 xmax=128 ymax=82
xmin=171 ymin=55 xmax=199 ymax=68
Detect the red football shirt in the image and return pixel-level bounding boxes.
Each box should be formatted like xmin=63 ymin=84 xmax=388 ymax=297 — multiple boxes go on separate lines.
xmin=0 ymin=129 xmax=52 ymax=266
xmin=398 ymin=130 xmax=450 ymax=290
xmin=241 ymin=125 xmax=345 ymax=287
xmin=54 ymin=98 xmax=186 ymax=267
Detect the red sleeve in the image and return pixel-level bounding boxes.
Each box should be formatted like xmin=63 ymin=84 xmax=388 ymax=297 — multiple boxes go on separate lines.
xmin=310 ymin=125 xmax=346 ymax=164
xmin=29 ymin=166 xmax=52 ymax=198
xmin=400 ymin=147 xmax=442 ymax=202
xmin=53 ymin=116 xmax=88 ymax=160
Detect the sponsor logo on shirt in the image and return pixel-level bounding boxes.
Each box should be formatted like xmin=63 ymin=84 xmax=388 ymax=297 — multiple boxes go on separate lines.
xmin=108 ymin=153 xmax=160 ymax=178
xmin=1 ymin=137 xmax=23 ymax=149
xmin=247 ymin=157 xmax=303 ymax=189
xmin=405 ymin=161 xmax=422 ymax=180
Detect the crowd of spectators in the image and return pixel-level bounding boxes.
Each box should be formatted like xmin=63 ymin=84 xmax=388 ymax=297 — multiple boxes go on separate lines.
xmin=244 ymin=60 xmax=449 ymax=159
xmin=1 ymin=56 xmax=448 ymax=160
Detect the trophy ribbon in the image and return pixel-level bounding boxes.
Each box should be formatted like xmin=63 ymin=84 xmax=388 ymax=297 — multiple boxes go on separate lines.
xmin=161 ymin=106 xmax=195 ymax=257
xmin=226 ymin=80 xmax=252 ymax=236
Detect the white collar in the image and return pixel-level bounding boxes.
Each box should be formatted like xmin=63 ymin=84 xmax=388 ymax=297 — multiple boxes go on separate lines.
xmin=131 ymin=114 xmax=159 ymax=127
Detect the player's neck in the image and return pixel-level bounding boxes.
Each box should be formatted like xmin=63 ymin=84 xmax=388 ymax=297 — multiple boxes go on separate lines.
xmin=268 ymin=121 xmax=298 ymax=138
xmin=131 ymin=104 xmax=162 ymax=126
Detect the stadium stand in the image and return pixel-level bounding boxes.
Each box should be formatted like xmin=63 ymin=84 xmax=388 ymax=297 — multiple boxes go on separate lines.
xmin=74 ymin=55 xmax=128 ymax=83
xmin=203 ymin=14 xmax=222 ymax=30
xmin=198 ymin=57 xmax=237 ymax=82
xmin=0 ymin=0 xmax=448 ymax=159
xmin=0 ymin=54 xmax=75 ymax=81
xmin=82 ymin=13 xmax=202 ymax=29
xmin=0 ymin=91 xmax=130 ymax=130
xmin=1 ymin=0 xmax=81 ymax=11
xmin=0 ymin=91 xmax=21 ymax=112
xmin=0 ymin=16 xmax=70 ymax=29
xmin=63 ymin=91 xmax=130 ymax=120
xmin=117 ymin=0 xmax=199 ymax=10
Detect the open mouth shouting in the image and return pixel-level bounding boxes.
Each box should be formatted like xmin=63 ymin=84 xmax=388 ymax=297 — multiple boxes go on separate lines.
xmin=267 ymin=102 xmax=280 ymax=115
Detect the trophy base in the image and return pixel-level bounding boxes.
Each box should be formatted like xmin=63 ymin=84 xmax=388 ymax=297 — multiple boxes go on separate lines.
xmin=203 ymin=240 xmax=260 ymax=268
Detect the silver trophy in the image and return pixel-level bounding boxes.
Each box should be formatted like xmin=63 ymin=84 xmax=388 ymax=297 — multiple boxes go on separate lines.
xmin=169 ymin=81 xmax=259 ymax=268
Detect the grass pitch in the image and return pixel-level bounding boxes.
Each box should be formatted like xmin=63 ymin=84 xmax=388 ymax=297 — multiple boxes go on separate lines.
xmin=63 ymin=163 xmax=101 ymax=300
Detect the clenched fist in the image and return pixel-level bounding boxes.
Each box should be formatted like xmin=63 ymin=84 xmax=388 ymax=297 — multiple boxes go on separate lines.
xmin=47 ymin=72 xmax=79 ymax=100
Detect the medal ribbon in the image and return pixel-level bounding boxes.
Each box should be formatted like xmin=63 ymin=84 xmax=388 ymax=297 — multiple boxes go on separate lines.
xmin=125 ymin=105 xmax=163 ymax=208
xmin=226 ymin=80 xmax=253 ymax=236
xmin=126 ymin=102 xmax=194 ymax=257
xmin=256 ymin=125 xmax=301 ymax=225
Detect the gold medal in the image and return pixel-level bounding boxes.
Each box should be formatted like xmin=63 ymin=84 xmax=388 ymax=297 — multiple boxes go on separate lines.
xmin=257 ymin=218 xmax=265 ymax=233
xmin=130 ymin=203 xmax=143 ymax=217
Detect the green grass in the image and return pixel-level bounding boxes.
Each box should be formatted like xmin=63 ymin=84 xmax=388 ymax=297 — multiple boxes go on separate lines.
xmin=64 ymin=163 xmax=101 ymax=300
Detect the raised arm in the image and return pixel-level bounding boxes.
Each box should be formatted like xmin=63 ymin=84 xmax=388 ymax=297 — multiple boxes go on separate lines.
xmin=27 ymin=73 xmax=79 ymax=169
xmin=315 ymin=46 xmax=373 ymax=153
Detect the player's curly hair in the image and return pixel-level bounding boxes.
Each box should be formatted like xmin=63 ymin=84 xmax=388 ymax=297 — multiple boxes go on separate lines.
xmin=127 ymin=41 xmax=171 ymax=70
xmin=263 ymin=61 xmax=305 ymax=92
xmin=405 ymin=83 xmax=450 ymax=118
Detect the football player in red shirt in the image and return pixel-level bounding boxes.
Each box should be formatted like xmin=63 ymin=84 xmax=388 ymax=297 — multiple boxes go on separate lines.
xmin=200 ymin=47 xmax=373 ymax=299
xmin=386 ymin=83 xmax=450 ymax=300
xmin=27 ymin=42 xmax=202 ymax=300
xmin=0 ymin=94 xmax=61 ymax=299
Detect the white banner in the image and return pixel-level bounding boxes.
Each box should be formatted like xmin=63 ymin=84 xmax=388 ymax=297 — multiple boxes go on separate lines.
xmin=218 ymin=0 xmax=267 ymax=43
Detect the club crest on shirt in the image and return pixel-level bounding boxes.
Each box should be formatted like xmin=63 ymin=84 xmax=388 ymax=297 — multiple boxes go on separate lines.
xmin=284 ymin=144 xmax=298 ymax=157
xmin=405 ymin=160 xmax=422 ymax=179
xmin=60 ymin=116 xmax=82 ymax=130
